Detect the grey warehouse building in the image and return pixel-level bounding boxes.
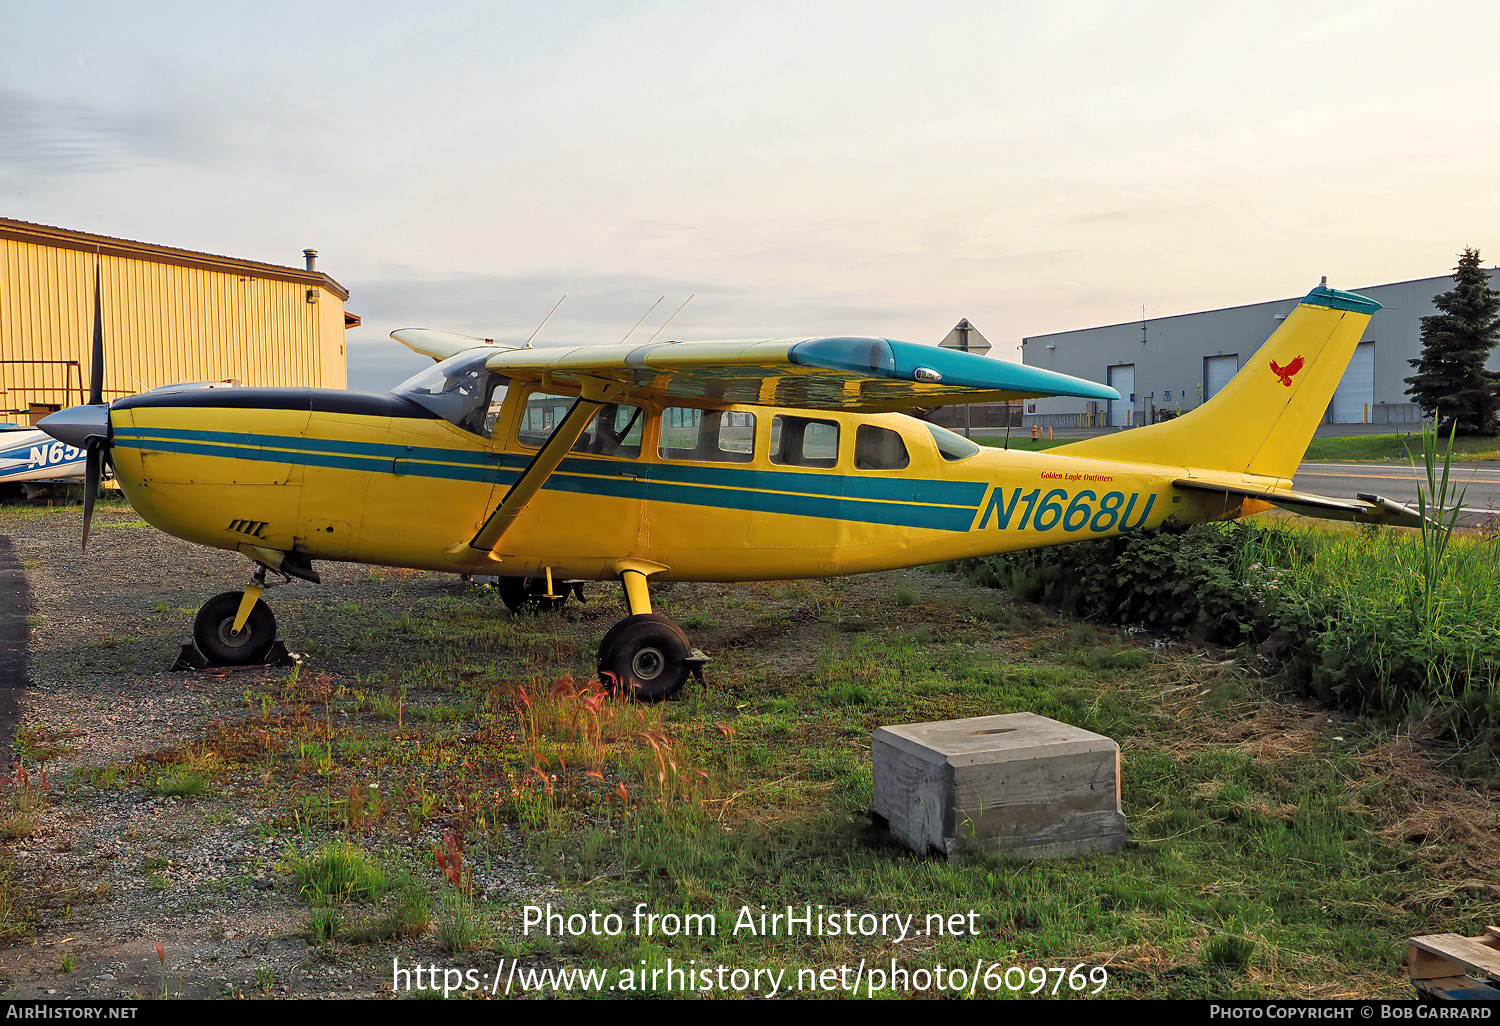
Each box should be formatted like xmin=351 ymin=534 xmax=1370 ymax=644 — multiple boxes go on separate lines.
xmin=1021 ymin=269 xmax=1500 ymax=430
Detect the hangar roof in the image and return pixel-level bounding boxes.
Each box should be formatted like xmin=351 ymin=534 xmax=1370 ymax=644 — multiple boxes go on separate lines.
xmin=0 ymin=217 xmax=350 ymax=302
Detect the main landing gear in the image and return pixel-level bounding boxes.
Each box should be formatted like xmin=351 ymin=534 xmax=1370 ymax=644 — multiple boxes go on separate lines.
xmin=595 ymin=568 xmax=708 ymax=702
xmin=496 ymin=572 xmax=585 ymax=614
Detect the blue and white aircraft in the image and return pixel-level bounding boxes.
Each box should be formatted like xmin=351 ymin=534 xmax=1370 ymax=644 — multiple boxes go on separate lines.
xmin=0 ymin=424 xmax=88 ymax=486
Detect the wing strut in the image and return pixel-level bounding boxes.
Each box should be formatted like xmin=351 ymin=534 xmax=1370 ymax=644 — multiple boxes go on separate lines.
xmin=465 ymin=377 xmax=625 ymax=554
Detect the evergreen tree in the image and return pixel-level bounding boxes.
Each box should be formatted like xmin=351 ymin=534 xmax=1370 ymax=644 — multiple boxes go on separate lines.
xmin=1405 ymin=247 xmax=1500 ymax=435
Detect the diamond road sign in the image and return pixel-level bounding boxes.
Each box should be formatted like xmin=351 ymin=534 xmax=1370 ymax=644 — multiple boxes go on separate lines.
xmin=938 ymin=319 xmax=991 ymax=355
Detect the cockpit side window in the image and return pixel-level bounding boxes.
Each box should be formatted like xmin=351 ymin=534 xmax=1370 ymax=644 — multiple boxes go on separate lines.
xmin=517 ymin=391 xmax=645 ymax=459
xmin=391 ymin=352 xmax=509 ymax=439
xmin=925 ymin=422 xmax=981 ymax=461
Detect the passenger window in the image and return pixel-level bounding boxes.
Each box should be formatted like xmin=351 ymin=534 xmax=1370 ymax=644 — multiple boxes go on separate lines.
xmin=854 ymin=425 xmax=909 ymax=470
xmin=770 ymin=416 xmax=840 ymax=468
xmin=518 ymin=392 xmax=644 ymax=458
xmin=658 ymin=408 xmax=756 ymax=463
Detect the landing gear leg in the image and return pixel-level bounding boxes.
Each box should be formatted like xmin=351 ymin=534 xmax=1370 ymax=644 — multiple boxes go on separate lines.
xmin=596 ymin=569 xmax=708 ymax=702
xmin=191 ymin=567 xmax=279 ymax=665
xmin=497 ymin=568 xmax=583 ymax=614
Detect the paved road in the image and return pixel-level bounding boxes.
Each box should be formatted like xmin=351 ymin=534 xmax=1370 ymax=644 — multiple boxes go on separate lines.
xmin=0 ymin=537 xmax=26 ymax=756
xmin=1294 ymin=460 xmax=1500 ymax=525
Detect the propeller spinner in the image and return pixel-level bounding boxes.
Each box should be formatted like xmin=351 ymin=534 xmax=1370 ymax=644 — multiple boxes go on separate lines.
xmin=38 ymin=264 xmax=111 ymax=550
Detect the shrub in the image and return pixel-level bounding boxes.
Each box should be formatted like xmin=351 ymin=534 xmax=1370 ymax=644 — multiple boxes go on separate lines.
xmin=960 ymin=516 xmax=1500 ymax=755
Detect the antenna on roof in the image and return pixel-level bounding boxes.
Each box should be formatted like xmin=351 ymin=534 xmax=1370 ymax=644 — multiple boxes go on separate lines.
xmin=524 ymin=295 xmax=566 ymax=348
xmin=645 ymin=294 xmax=694 ymax=344
xmin=619 ymin=296 xmax=664 ymax=344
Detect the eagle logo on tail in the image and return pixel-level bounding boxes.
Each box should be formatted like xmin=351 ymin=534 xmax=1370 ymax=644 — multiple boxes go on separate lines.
xmin=1269 ymin=356 xmax=1304 ymax=387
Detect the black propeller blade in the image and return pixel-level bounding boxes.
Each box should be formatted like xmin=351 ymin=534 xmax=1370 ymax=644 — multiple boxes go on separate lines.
xmin=81 ymin=445 xmax=101 ymax=552
xmin=80 ymin=264 xmax=107 ymax=550
xmin=39 ymin=263 xmax=120 ymax=550
xmin=89 ymin=263 xmax=104 ymax=406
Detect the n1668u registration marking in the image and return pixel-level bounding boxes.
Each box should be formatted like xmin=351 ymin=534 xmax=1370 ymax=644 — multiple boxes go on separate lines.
xmin=976 ymin=488 xmax=1156 ymax=534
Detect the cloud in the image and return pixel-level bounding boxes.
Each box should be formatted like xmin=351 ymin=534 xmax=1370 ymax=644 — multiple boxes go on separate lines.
xmin=0 ymin=88 xmax=138 ymax=177
xmin=0 ymin=76 xmax=333 ymax=191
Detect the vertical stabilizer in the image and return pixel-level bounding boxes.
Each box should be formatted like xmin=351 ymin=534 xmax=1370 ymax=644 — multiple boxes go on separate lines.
xmin=1055 ymin=285 xmax=1380 ymax=481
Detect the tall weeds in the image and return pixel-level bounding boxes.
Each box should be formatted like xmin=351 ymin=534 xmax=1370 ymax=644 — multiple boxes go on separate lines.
xmin=1409 ymin=417 xmax=1468 ymax=625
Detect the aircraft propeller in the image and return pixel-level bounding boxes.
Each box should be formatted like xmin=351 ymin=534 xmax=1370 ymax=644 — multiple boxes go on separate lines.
xmin=38 ymin=265 xmax=113 ymax=551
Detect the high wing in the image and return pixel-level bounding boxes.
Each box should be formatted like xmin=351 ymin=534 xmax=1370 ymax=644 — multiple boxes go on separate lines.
xmin=460 ymin=336 xmax=1118 ymax=411
xmin=390 ymin=331 xmax=1120 ymax=558
xmin=1173 ymin=479 xmax=1428 ymax=528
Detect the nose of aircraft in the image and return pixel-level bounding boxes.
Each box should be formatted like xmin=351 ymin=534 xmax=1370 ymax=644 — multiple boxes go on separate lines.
xmin=39 ymin=403 xmax=111 ymax=449
xmin=39 ymin=403 xmax=113 ymax=552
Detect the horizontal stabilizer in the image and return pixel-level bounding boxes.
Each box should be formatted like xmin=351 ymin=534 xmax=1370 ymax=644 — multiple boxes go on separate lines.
xmin=1173 ymin=479 xmax=1428 ymax=528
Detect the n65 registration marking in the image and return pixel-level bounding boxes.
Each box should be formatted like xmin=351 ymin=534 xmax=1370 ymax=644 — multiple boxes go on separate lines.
xmin=29 ymin=442 xmax=83 ymax=469
xmin=976 ymin=487 xmax=1156 ymax=534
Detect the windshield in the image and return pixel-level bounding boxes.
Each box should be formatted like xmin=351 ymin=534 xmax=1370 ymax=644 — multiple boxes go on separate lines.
xmin=925 ymin=422 xmax=981 ymax=461
xmin=391 ymin=351 xmax=508 ymax=437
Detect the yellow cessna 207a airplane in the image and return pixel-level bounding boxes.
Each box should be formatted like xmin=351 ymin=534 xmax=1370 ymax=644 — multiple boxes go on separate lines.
xmin=42 ymin=278 xmax=1419 ymax=699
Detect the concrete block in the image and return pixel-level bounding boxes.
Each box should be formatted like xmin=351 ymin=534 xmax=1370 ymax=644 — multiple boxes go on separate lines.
xmin=872 ymin=712 xmax=1125 ymax=860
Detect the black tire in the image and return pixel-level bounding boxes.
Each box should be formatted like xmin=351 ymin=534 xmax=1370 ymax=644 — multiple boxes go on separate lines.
xmin=597 ymin=613 xmax=691 ymax=702
xmin=498 ymin=577 xmax=567 ymax=615
xmin=193 ymin=590 xmax=277 ymax=666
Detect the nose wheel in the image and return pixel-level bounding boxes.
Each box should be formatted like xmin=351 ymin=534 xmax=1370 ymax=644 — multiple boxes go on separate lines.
xmin=597 ymin=568 xmax=707 ymax=702
xmin=192 ymin=590 xmax=278 ymax=665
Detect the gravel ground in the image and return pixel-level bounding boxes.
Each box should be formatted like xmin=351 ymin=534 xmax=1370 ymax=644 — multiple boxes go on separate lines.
xmin=0 ymin=502 xmax=558 ymax=999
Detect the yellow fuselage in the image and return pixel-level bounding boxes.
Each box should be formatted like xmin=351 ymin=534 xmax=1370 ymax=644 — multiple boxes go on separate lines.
xmin=108 ymin=391 xmax=1238 ymax=582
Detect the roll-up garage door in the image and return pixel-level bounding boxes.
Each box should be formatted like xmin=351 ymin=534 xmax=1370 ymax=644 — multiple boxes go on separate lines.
xmin=1329 ymin=342 xmax=1374 ymax=423
xmin=1204 ymin=354 xmax=1238 ymax=402
xmin=1107 ymin=364 xmax=1135 ymax=427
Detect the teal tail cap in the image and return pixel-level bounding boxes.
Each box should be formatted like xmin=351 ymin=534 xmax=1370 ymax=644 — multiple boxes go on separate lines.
xmin=788 ymin=336 xmax=1120 ymax=401
xmin=1303 ymin=284 xmax=1382 ymax=315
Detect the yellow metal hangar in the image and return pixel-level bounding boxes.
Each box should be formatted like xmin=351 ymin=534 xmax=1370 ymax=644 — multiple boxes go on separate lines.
xmin=0 ymin=217 xmax=356 ymax=424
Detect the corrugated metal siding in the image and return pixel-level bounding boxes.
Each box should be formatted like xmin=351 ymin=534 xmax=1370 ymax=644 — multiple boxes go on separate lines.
xmin=0 ymin=237 xmax=347 ymax=416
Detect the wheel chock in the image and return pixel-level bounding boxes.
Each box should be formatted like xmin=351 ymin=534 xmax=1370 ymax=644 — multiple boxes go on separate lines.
xmin=686 ymin=648 xmax=710 ymax=685
xmin=169 ymin=643 xmax=209 ymax=671
xmin=168 ymin=638 xmax=301 ymax=672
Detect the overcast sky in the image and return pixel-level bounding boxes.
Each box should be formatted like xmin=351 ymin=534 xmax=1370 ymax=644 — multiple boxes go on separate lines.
xmin=5 ymin=0 xmax=1499 ymax=391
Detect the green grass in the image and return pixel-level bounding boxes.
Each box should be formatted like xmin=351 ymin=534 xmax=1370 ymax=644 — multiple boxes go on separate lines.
xmin=152 ymin=769 xmax=209 ymax=797
xmin=973 ymin=434 xmax=1069 ymax=451
xmin=45 ymin=557 xmax=1498 ymax=998
xmin=1303 ymin=431 xmax=1500 ymax=462
xmin=287 ymin=840 xmax=390 ymax=906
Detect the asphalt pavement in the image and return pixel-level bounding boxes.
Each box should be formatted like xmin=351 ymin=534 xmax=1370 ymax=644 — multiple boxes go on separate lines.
xmin=0 ymin=537 xmax=27 ymax=755
xmin=1294 ymin=459 xmax=1500 ymax=525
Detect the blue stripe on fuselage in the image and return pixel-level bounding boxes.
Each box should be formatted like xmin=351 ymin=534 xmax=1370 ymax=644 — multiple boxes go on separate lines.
xmin=112 ymin=426 xmax=984 ymax=532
